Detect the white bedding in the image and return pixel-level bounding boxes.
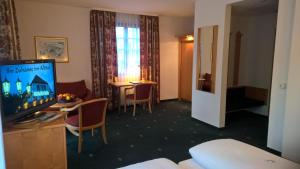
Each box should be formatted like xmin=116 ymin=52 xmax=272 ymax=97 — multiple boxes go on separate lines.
xmin=118 ymin=139 xmax=300 ymax=169
xmin=118 ymin=158 xmax=180 ymax=169
xmin=178 ymin=159 xmax=204 ymax=169
xmin=189 ymin=139 xmax=300 ymax=169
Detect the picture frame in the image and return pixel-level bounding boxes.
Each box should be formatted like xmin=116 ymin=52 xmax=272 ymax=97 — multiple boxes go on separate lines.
xmin=34 ymin=36 xmax=69 ymax=63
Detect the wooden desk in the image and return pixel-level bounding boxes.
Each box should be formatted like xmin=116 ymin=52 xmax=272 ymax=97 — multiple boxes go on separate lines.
xmin=3 ymin=112 xmax=67 ymax=169
xmin=109 ymin=81 xmax=157 ymax=112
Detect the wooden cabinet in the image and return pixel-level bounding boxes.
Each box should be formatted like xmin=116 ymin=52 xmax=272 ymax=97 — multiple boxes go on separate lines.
xmin=3 ymin=116 xmax=67 ymax=169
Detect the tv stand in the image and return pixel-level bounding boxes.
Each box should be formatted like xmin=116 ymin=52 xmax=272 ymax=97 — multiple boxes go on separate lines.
xmin=14 ymin=112 xmax=40 ymax=124
xmin=14 ymin=111 xmax=62 ymax=124
xmin=3 ymin=111 xmax=67 ymax=169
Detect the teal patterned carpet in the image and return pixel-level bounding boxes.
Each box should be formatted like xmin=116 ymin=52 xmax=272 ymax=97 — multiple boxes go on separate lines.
xmin=67 ymin=100 xmax=270 ymax=169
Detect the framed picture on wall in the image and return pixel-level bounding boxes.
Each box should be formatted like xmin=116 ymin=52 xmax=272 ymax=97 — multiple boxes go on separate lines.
xmin=34 ymin=36 xmax=69 ymax=63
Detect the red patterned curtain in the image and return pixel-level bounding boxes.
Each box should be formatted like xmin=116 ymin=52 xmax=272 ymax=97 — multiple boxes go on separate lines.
xmin=140 ymin=15 xmax=160 ymax=103
xmin=0 ymin=0 xmax=21 ymax=61
xmin=90 ymin=10 xmax=117 ymax=99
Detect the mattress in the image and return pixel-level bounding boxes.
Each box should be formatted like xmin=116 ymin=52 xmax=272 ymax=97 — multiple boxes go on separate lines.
xmin=118 ymin=158 xmax=180 ymax=169
xmin=178 ymin=159 xmax=204 ymax=169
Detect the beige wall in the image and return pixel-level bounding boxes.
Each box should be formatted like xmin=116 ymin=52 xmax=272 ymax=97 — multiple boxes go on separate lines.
xmin=193 ymin=0 xmax=299 ymax=159
xmin=227 ymin=13 xmax=277 ymax=116
xmin=15 ymin=0 xmax=92 ymax=88
xmin=159 ymin=16 xmax=194 ymax=100
xmin=228 ymin=14 xmax=277 ymax=89
xmin=282 ymin=0 xmax=300 ymax=163
xmin=268 ymin=0 xmax=295 ymax=152
xmin=15 ymin=0 xmax=193 ymax=100
xmin=192 ymin=0 xmax=241 ymax=128
xmin=193 ymin=0 xmax=300 ymax=161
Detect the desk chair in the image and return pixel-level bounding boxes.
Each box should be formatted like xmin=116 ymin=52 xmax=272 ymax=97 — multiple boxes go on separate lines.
xmin=61 ymin=98 xmax=108 ymax=153
xmin=202 ymin=73 xmax=212 ymax=92
xmin=124 ymin=83 xmax=153 ymax=116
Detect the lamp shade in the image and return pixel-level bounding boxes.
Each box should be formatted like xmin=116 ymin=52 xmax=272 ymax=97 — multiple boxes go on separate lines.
xmin=2 ymin=78 xmax=10 ymax=96
xmin=16 ymin=78 xmax=22 ymax=94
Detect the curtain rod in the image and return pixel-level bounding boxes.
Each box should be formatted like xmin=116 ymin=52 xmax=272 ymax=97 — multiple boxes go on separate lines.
xmin=91 ymin=7 xmax=159 ymax=16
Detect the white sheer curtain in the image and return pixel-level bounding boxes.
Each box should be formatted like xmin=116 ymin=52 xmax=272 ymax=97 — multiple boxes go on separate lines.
xmin=116 ymin=13 xmax=140 ymax=82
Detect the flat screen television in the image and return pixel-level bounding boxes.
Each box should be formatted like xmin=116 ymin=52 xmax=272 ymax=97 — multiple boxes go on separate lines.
xmin=0 ymin=59 xmax=57 ymax=123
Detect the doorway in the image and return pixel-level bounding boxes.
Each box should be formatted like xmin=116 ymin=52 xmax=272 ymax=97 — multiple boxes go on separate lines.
xmin=179 ymin=35 xmax=194 ymax=101
xmin=225 ymin=0 xmax=279 ymax=131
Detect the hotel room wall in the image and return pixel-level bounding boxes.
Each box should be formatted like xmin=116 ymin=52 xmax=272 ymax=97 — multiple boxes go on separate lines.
xmin=212 ymin=0 xmax=300 ymax=156
xmin=282 ymin=0 xmax=300 ymax=163
xmin=228 ymin=14 xmax=277 ymax=89
xmin=159 ymin=16 xmax=194 ymax=100
xmin=193 ymin=1 xmax=299 ymax=160
xmin=268 ymin=0 xmax=295 ymax=153
xmin=192 ymin=0 xmax=241 ymax=128
xmin=15 ymin=0 xmax=194 ymax=100
xmin=15 ymin=0 xmax=92 ymax=89
xmin=227 ymin=13 xmax=277 ymax=116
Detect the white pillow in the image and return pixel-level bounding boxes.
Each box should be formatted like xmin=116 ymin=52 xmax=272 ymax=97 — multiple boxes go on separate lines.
xmin=118 ymin=158 xmax=180 ymax=169
xmin=189 ymin=139 xmax=300 ymax=169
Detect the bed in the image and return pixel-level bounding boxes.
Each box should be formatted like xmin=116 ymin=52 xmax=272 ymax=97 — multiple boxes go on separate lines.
xmin=178 ymin=159 xmax=204 ymax=169
xmin=118 ymin=139 xmax=300 ymax=169
xmin=118 ymin=158 xmax=180 ymax=169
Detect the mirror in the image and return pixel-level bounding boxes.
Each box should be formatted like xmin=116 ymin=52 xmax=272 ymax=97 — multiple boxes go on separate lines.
xmin=196 ymin=25 xmax=218 ymax=93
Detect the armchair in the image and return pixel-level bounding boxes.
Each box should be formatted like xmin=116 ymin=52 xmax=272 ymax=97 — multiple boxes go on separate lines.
xmin=52 ymin=80 xmax=92 ymax=116
xmin=61 ymin=98 xmax=108 ymax=153
xmin=56 ymin=80 xmax=92 ymax=101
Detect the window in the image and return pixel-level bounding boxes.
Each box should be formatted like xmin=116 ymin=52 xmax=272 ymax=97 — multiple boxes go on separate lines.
xmin=116 ymin=14 xmax=140 ymax=82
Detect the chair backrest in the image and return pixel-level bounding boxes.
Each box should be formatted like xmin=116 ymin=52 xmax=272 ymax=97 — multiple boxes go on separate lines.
xmin=57 ymin=80 xmax=88 ymax=99
xmin=79 ymin=98 xmax=108 ymax=128
xmin=134 ymin=84 xmax=152 ymax=100
xmin=202 ymin=73 xmax=212 ymax=92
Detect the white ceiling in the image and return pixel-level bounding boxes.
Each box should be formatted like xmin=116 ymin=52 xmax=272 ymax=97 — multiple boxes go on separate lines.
xmin=232 ymin=0 xmax=279 ymax=16
xmin=19 ymin=0 xmax=196 ymax=17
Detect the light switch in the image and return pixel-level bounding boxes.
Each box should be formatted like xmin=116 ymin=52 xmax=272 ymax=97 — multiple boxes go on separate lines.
xmin=279 ymin=83 xmax=287 ymax=89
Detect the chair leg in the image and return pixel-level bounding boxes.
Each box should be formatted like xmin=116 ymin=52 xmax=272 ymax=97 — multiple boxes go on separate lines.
xmin=101 ymin=125 xmax=108 ymax=144
xmin=133 ymin=102 xmax=136 ymax=116
xmin=78 ymin=131 xmax=83 ymax=154
xmin=124 ymin=99 xmax=127 ymax=113
xmin=91 ymin=128 xmax=94 ymax=136
xmin=143 ymin=103 xmax=146 ymax=110
xmin=148 ymin=100 xmax=152 ymax=113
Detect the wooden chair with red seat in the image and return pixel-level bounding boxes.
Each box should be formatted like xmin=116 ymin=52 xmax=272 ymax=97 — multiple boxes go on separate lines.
xmin=124 ymin=83 xmax=153 ymax=116
xmin=202 ymin=73 xmax=212 ymax=92
xmin=61 ymin=98 xmax=108 ymax=153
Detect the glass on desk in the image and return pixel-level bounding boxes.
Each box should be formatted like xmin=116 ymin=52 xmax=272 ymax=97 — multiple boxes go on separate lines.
xmin=114 ymin=76 xmax=119 ymax=82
